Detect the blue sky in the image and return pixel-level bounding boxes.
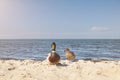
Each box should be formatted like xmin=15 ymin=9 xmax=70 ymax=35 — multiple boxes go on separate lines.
xmin=0 ymin=0 xmax=120 ymax=39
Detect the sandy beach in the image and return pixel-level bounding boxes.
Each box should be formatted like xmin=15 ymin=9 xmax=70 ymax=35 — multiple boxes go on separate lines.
xmin=0 ymin=59 xmax=120 ymax=80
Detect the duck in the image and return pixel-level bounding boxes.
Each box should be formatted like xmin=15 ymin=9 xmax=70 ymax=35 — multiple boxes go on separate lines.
xmin=64 ymin=48 xmax=75 ymax=61
xmin=47 ymin=42 xmax=60 ymax=65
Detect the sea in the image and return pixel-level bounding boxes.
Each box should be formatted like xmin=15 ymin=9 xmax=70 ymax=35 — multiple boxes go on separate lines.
xmin=0 ymin=39 xmax=120 ymax=60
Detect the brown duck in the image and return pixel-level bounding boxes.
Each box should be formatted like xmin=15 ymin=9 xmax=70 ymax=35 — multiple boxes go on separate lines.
xmin=47 ymin=42 xmax=60 ymax=65
xmin=64 ymin=48 xmax=75 ymax=61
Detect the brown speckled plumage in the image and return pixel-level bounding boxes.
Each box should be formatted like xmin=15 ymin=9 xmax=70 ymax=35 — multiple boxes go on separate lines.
xmin=64 ymin=48 xmax=75 ymax=61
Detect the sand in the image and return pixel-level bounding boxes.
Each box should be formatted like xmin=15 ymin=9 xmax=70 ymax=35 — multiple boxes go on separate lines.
xmin=0 ymin=59 xmax=120 ymax=80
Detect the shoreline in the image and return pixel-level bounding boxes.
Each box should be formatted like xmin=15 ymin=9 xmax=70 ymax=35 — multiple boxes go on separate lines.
xmin=0 ymin=57 xmax=119 ymax=61
xmin=0 ymin=59 xmax=120 ymax=80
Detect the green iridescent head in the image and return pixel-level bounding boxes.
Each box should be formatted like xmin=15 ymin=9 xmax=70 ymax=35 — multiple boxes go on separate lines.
xmin=51 ymin=42 xmax=56 ymax=51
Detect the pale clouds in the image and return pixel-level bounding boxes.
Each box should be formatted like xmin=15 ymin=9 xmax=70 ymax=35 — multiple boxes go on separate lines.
xmin=90 ymin=27 xmax=109 ymax=32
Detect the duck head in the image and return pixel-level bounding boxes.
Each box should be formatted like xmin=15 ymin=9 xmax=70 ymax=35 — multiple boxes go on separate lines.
xmin=64 ymin=48 xmax=70 ymax=52
xmin=51 ymin=42 xmax=56 ymax=51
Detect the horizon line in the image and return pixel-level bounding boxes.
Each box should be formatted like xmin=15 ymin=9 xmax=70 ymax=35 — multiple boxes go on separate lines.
xmin=0 ymin=38 xmax=120 ymax=40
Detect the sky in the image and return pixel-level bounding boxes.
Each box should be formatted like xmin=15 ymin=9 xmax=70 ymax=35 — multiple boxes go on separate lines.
xmin=0 ymin=0 xmax=120 ymax=39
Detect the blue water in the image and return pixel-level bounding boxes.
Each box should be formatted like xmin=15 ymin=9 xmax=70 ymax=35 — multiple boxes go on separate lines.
xmin=0 ymin=39 xmax=120 ymax=60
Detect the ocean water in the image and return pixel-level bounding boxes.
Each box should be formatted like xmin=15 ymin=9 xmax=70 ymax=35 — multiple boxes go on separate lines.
xmin=0 ymin=39 xmax=120 ymax=60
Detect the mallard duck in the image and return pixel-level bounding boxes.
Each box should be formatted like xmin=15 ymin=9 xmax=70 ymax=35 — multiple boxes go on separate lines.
xmin=47 ymin=42 xmax=60 ymax=65
xmin=64 ymin=48 xmax=75 ymax=61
